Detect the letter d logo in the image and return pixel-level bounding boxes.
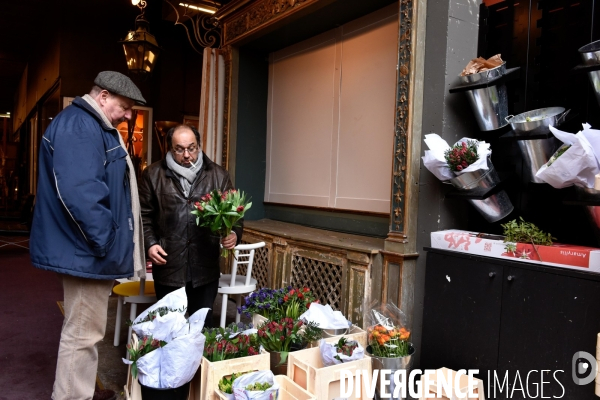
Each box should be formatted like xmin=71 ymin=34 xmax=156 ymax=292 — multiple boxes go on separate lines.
xmin=572 ymin=351 xmax=598 ymax=385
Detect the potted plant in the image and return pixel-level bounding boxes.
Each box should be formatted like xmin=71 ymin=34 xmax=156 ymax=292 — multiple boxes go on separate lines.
xmin=319 ymin=336 xmax=365 ymax=367
xmin=217 ymin=371 xmax=250 ymax=400
xmin=238 ymin=286 xmax=318 ymax=322
xmin=203 ymin=323 xmax=260 ymax=362
xmin=256 ymin=317 xmax=323 ymax=375
xmin=365 ymin=302 xmax=414 ymax=400
xmin=501 ymin=217 xmax=556 ymax=261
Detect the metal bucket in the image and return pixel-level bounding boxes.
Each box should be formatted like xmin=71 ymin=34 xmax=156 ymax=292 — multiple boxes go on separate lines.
xmin=575 ymin=186 xmax=600 ymax=245
xmin=367 ymin=344 xmax=415 ymax=400
xmin=579 ymin=40 xmax=600 ymax=108
xmin=460 ymin=63 xmax=509 ymax=131
xmin=517 ymin=137 xmax=559 ymax=183
xmin=447 ymin=158 xmax=514 ymax=222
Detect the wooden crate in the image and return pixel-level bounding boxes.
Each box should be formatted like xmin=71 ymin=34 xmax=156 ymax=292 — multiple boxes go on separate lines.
xmin=308 ymin=325 xmax=367 ymax=348
xmin=287 ymin=347 xmax=371 ymax=399
xmin=419 ymin=368 xmax=486 ymax=400
xmin=252 ymin=313 xmax=267 ymax=327
xmin=215 ymin=376 xmax=316 ymax=400
xmin=198 ymin=351 xmax=270 ymax=400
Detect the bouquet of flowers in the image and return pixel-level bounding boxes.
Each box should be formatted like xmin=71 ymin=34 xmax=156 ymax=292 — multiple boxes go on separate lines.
xmin=319 ymin=336 xmax=365 ymax=366
xmin=203 ymin=322 xmax=260 ymax=362
xmin=123 ymin=288 xmax=209 ymax=388
xmin=232 ymin=370 xmax=280 ymax=400
xmin=444 ymin=140 xmax=479 ymax=172
xmin=422 ymin=134 xmax=491 ymax=181
xmin=218 ymin=371 xmax=251 ymax=396
xmin=126 ymin=335 xmax=167 ymax=379
xmin=191 ymin=188 xmax=252 ymax=257
xmin=368 ymin=324 xmax=411 ymax=358
xmin=365 ymin=301 xmax=412 ymax=359
xmin=238 ymin=286 xmax=318 ymax=320
xmin=256 ymin=317 xmax=322 ymax=364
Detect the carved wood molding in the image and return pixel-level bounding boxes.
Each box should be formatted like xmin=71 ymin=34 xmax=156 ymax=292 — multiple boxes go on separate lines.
xmin=221 ymin=46 xmax=232 ymax=169
xmin=389 ymin=0 xmax=414 ymax=238
xmin=222 ymin=0 xmax=320 ymax=46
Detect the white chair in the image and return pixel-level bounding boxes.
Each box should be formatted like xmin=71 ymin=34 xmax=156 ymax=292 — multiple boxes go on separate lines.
xmin=218 ymin=242 xmax=266 ymax=328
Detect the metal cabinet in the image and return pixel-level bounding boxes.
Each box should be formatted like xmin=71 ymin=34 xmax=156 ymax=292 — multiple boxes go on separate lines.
xmin=422 ymin=248 xmax=600 ymax=399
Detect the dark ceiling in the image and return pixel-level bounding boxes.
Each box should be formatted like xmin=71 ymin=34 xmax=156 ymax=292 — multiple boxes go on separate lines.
xmin=0 ymin=0 xmax=57 ymax=113
xmin=0 ymin=0 xmax=229 ymax=115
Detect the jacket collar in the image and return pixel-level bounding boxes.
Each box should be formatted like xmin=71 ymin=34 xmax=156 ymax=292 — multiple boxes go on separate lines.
xmin=71 ymin=96 xmax=117 ymax=132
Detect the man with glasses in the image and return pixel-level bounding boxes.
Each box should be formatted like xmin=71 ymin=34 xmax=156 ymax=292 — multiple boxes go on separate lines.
xmin=139 ymin=124 xmax=241 ymax=325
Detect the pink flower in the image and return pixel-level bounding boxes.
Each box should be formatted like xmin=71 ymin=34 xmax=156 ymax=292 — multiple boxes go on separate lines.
xmin=456 ymin=165 xmax=463 ymax=171
xmin=236 ymin=205 xmax=244 ymax=212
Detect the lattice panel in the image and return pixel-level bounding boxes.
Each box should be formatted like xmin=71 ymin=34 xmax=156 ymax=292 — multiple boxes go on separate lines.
xmin=237 ymin=241 xmax=270 ymax=289
xmin=291 ymin=254 xmax=343 ymax=310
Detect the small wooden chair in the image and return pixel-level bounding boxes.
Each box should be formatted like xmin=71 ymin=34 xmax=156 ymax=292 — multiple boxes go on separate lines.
xmin=217 ymin=242 xmax=266 ymax=328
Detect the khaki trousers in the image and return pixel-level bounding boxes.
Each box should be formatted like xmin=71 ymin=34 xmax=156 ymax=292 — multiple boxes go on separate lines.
xmin=52 ymin=274 xmax=114 ymax=400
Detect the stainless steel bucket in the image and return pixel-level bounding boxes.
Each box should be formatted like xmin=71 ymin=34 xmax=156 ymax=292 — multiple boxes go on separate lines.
xmin=460 ymin=63 xmax=509 ymax=131
xmin=367 ymin=345 xmax=415 ymax=400
xmin=448 ymin=158 xmax=514 ymax=222
xmin=517 ymin=137 xmax=559 ymax=183
xmin=579 ymin=40 xmax=600 ymax=108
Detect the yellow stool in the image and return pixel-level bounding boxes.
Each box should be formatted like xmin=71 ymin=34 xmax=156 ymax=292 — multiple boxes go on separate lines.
xmin=112 ymin=279 xmax=156 ymax=350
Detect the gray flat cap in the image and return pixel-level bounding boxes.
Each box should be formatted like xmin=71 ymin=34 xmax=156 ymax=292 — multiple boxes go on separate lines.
xmin=94 ymin=71 xmax=146 ymax=105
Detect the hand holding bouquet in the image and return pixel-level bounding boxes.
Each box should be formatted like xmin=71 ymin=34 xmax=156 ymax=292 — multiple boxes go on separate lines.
xmin=191 ymin=188 xmax=252 ymax=258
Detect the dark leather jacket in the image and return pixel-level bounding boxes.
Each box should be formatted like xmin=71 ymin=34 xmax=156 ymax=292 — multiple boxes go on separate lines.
xmin=139 ymin=152 xmax=242 ymax=287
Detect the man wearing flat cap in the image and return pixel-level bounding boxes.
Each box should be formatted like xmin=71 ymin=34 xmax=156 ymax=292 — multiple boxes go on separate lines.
xmin=30 ymin=71 xmax=146 ymax=400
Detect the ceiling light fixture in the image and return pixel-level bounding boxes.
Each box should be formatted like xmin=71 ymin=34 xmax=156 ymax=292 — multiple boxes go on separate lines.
xmin=120 ymin=0 xmax=161 ymax=76
xmin=178 ymin=3 xmax=217 ymax=14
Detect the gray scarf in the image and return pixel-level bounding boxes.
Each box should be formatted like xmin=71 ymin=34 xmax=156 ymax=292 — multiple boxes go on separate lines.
xmin=165 ymin=151 xmax=202 ymax=197
xmin=82 ymin=94 xmax=145 ymax=278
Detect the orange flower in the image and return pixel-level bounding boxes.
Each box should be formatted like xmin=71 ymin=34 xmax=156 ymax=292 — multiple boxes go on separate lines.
xmin=377 ymin=334 xmax=391 ymax=345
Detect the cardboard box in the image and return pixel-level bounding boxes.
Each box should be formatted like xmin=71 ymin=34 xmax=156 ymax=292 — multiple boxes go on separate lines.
xmin=431 ymin=230 xmax=600 ymax=273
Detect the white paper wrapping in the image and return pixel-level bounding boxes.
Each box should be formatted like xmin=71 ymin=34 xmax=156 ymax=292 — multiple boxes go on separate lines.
xmin=131 ymin=287 xmax=188 ymax=342
xmin=319 ymin=339 xmax=365 ymax=366
xmin=126 ymin=287 xmax=210 ymax=389
xmin=422 ymin=134 xmax=491 ymax=181
xmin=298 ymin=303 xmax=350 ymax=329
xmin=536 ymin=123 xmax=600 ymax=188
xmin=232 ymin=370 xmax=280 ymax=400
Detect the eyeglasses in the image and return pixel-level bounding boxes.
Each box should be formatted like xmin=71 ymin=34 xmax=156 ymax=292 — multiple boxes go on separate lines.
xmin=172 ymin=146 xmax=199 ymax=155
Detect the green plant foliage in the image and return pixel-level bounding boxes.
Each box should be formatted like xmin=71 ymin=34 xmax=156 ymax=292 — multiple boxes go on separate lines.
xmin=245 ymin=382 xmax=273 ymax=391
xmin=501 ymin=217 xmax=556 ymax=246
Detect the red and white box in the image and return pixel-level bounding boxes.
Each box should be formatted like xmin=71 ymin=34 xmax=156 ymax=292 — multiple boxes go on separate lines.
xmin=431 ymin=230 xmax=600 ymax=273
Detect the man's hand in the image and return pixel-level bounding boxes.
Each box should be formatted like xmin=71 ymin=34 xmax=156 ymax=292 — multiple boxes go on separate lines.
xmin=148 ymin=244 xmax=168 ymax=265
xmin=221 ymin=232 xmax=237 ymax=249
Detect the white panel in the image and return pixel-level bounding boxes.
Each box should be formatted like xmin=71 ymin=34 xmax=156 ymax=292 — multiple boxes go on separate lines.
xmin=335 ymin=15 xmax=398 ymax=212
xmin=266 ymin=39 xmax=337 ymax=200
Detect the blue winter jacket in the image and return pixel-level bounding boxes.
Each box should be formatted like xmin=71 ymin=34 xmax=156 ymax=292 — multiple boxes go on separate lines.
xmin=30 ymin=96 xmax=134 ymax=279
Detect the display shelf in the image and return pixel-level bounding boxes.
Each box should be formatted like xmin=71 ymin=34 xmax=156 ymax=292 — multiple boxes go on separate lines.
xmin=449 ymin=67 xmax=520 ymax=93
xmin=498 ymin=111 xmax=578 ymax=141
xmin=570 ymin=63 xmax=600 ymax=74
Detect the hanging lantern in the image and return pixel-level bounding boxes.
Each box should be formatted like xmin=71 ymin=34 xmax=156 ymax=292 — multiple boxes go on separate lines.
xmin=120 ymin=0 xmax=161 ymax=75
